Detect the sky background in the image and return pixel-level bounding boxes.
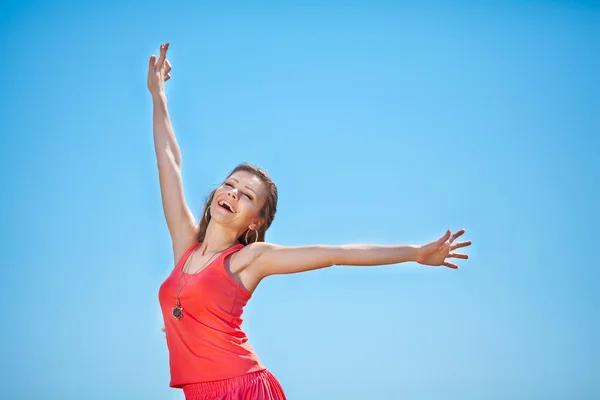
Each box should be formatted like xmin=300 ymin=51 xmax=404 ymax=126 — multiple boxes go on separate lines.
xmin=1 ymin=1 xmax=598 ymax=399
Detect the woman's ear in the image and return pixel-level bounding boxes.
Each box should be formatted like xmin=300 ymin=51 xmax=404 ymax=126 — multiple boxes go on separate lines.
xmin=249 ymin=218 xmax=265 ymax=231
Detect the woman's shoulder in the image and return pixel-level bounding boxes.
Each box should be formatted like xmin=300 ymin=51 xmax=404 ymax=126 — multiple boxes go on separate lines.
xmin=230 ymin=242 xmax=278 ymax=272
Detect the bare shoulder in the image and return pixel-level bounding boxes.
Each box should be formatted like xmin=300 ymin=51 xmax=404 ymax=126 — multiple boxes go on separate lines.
xmin=228 ymin=242 xmax=280 ymax=294
xmin=229 ymin=242 xmax=279 ymax=274
xmin=172 ymin=227 xmax=200 ymax=264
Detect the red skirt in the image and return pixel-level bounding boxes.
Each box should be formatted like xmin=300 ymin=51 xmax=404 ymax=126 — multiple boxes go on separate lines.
xmin=182 ymin=369 xmax=286 ymax=400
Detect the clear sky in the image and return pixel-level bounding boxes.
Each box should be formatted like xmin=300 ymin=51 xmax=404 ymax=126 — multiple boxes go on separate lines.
xmin=1 ymin=1 xmax=598 ymax=399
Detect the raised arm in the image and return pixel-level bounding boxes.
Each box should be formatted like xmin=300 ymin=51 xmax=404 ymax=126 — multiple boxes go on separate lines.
xmin=148 ymin=43 xmax=198 ymax=261
xmin=244 ymin=229 xmax=472 ymax=279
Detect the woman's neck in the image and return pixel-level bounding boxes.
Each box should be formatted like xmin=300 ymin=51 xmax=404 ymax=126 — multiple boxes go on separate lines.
xmin=201 ymin=223 xmax=241 ymax=254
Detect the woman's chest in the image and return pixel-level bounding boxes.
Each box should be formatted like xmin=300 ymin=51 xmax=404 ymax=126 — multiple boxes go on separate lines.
xmin=160 ymin=267 xmax=239 ymax=312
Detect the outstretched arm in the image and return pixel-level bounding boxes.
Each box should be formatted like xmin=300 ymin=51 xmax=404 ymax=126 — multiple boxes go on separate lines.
xmin=247 ymin=229 xmax=472 ymax=278
xmin=148 ymin=43 xmax=198 ymax=261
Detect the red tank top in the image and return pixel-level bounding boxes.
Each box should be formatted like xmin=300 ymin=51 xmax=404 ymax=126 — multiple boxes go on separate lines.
xmin=158 ymin=242 xmax=265 ymax=387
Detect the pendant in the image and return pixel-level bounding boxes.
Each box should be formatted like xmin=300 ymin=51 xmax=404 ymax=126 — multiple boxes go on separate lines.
xmin=172 ymin=301 xmax=183 ymax=319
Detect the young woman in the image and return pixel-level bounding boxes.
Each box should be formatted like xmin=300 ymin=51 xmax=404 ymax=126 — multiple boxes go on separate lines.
xmin=150 ymin=43 xmax=472 ymax=400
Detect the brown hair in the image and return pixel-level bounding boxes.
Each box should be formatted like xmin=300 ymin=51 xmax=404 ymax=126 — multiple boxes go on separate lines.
xmin=196 ymin=163 xmax=278 ymax=245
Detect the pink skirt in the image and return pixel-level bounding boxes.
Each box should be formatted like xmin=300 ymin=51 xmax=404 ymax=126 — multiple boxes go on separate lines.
xmin=182 ymin=369 xmax=287 ymax=400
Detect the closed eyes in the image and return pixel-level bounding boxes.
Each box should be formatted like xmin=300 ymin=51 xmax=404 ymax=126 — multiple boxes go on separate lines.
xmin=224 ymin=182 xmax=253 ymax=201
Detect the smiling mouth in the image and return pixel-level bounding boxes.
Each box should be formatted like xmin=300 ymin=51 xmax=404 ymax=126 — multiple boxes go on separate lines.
xmin=218 ymin=200 xmax=235 ymax=213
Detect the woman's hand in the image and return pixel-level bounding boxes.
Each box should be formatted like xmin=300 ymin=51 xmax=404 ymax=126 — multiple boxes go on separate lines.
xmin=147 ymin=42 xmax=172 ymax=96
xmin=416 ymin=229 xmax=472 ymax=269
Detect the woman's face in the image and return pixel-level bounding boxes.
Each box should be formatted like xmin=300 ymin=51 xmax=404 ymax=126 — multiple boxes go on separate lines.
xmin=209 ymin=170 xmax=267 ymax=232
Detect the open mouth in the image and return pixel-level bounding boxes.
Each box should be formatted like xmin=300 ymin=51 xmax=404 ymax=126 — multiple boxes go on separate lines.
xmin=218 ymin=200 xmax=236 ymax=213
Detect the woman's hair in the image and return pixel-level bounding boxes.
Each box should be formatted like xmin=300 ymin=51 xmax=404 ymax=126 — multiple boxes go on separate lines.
xmin=196 ymin=163 xmax=278 ymax=245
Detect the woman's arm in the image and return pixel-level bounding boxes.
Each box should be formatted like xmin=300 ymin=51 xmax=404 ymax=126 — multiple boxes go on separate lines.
xmin=148 ymin=43 xmax=198 ymax=261
xmin=246 ymin=229 xmax=471 ymax=279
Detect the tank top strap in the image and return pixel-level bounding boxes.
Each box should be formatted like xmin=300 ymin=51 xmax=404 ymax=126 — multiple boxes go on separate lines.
xmin=174 ymin=242 xmax=202 ymax=271
xmin=219 ymin=243 xmax=245 ymax=261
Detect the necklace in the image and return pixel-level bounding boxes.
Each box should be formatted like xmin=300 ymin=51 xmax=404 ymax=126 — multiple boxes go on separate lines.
xmin=171 ymin=245 xmax=232 ymax=320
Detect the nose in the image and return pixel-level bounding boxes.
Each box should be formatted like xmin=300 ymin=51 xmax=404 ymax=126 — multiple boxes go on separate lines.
xmin=227 ymin=188 xmax=238 ymax=200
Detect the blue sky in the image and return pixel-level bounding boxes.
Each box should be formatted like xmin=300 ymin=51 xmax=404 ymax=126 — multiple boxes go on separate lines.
xmin=1 ymin=1 xmax=598 ymax=399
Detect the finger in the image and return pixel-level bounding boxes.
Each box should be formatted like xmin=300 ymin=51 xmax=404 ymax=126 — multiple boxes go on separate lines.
xmin=156 ymin=44 xmax=166 ymax=69
xmin=156 ymin=42 xmax=169 ymax=69
xmin=438 ymin=229 xmax=451 ymax=246
xmin=149 ymin=55 xmax=156 ymax=69
xmin=165 ymin=59 xmax=172 ymax=74
xmin=443 ymin=261 xmax=459 ymax=269
xmin=450 ymin=229 xmax=466 ymax=243
xmin=451 ymin=240 xmax=472 ymax=250
xmin=448 ymin=252 xmax=468 ymax=259
xmin=164 ymin=73 xmax=171 ymax=81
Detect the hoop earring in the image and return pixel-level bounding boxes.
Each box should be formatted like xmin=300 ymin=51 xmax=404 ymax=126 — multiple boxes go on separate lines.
xmin=245 ymin=229 xmax=259 ymax=244
xmin=204 ymin=207 xmax=210 ymax=223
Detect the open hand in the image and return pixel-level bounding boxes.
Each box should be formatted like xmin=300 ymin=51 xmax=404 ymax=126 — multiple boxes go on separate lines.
xmin=147 ymin=42 xmax=172 ymax=95
xmin=416 ymin=229 xmax=472 ymax=269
